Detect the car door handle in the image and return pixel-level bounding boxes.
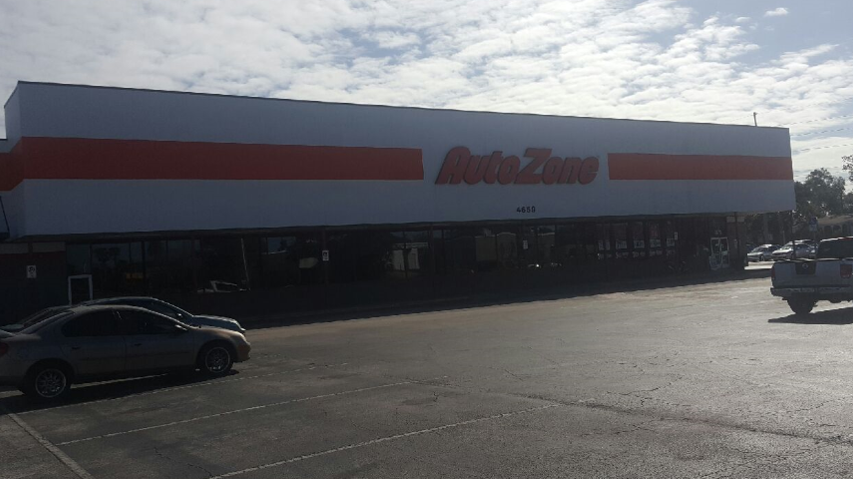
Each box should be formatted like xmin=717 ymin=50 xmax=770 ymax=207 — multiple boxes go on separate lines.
xmin=70 ymin=346 xmax=81 ymax=350
xmin=131 ymin=343 xmax=142 ymax=347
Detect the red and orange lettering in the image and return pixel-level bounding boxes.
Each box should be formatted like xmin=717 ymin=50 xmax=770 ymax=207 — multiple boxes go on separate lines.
xmin=436 ymin=147 xmax=597 ymax=186
xmin=541 ymin=157 xmax=564 ymax=185
xmin=498 ymin=156 xmax=520 ymax=185
xmin=483 ymin=151 xmax=503 ymax=184
xmin=435 ymin=146 xmax=471 ymax=184
xmin=559 ymin=157 xmax=582 ymax=184
xmin=515 ymin=148 xmax=550 ymax=184
xmin=578 ymin=157 xmax=599 ymax=185
xmin=463 ymin=155 xmax=488 ymax=184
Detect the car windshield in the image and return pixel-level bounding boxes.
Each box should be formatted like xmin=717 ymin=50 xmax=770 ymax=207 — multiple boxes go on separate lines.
xmin=817 ymin=240 xmax=853 ymax=259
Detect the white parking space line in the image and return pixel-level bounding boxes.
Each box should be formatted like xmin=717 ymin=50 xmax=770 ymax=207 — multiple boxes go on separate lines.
xmin=56 ymin=377 xmax=445 ymax=446
xmin=209 ymin=403 xmax=561 ymax=479
xmin=18 ymin=362 xmax=348 ymax=416
xmin=1 ymin=405 xmax=95 ymax=479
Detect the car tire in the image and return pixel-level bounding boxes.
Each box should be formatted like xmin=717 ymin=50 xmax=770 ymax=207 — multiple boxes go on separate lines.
xmin=22 ymin=362 xmax=72 ymax=401
xmin=197 ymin=342 xmax=235 ymax=377
xmin=787 ymin=298 xmax=816 ymax=315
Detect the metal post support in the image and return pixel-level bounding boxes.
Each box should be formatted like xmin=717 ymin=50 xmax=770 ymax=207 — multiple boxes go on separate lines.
xmin=789 ymin=211 xmax=796 ymax=260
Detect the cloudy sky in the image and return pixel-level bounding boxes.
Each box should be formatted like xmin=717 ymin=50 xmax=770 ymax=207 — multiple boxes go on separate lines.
xmin=1 ymin=0 xmax=851 ymax=179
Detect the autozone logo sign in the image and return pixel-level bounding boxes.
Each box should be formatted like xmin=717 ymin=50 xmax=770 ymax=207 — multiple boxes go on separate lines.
xmin=435 ymin=147 xmax=599 ymax=185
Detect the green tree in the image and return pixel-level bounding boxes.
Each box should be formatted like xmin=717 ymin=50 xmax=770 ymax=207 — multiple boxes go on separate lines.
xmin=796 ymin=168 xmax=845 ymax=220
xmin=841 ymin=154 xmax=853 ymax=181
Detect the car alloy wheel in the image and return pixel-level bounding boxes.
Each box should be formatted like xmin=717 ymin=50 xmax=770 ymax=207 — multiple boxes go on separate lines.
xmin=34 ymin=368 xmax=67 ymax=399
xmin=205 ymin=347 xmax=231 ymax=373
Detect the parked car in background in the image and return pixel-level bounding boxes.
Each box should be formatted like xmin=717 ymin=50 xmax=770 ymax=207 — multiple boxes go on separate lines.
xmin=747 ymin=244 xmax=781 ymax=262
xmin=196 ymin=280 xmax=246 ymax=294
xmin=771 ymin=241 xmax=815 ymax=261
xmin=771 ymin=236 xmax=853 ymax=314
xmin=82 ymin=297 xmax=246 ymax=333
xmin=0 ymin=304 xmax=251 ymax=400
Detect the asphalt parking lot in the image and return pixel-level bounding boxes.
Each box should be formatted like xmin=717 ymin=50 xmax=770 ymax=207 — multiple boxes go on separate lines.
xmin=4 ymin=274 xmax=853 ymax=478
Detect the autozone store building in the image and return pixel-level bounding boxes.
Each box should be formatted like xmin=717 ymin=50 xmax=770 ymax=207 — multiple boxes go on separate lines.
xmin=0 ymin=82 xmax=795 ymax=321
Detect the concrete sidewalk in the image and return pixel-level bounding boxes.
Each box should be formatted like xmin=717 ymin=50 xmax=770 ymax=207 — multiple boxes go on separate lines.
xmin=745 ymin=261 xmax=774 ymax=273
xmin=244 ymin=266 xmax=771 ymax=329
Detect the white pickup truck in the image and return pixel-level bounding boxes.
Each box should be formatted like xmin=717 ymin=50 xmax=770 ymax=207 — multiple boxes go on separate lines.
xmin=771 ymin=237 xmax=853 ymax=314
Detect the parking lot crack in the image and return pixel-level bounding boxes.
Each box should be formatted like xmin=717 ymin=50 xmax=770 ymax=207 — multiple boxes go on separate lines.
xmin=577 ymin=418 xmax=661 ymax=438
xmin=502 ymin=368 xmax=525 ymax=382
xmin=153 ymin=446 xmax=214 ymax=478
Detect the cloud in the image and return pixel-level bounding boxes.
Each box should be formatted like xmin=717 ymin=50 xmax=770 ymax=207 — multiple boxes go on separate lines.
xmin=364 ymin=30 xmax=420 ymax=50
xmin=0 ymin=0 xmax=851 ymax=179
xmin=779 ymin=43 xmax=836 ymax=64
xmin=764 ymin=7 xmax=789 ymax=17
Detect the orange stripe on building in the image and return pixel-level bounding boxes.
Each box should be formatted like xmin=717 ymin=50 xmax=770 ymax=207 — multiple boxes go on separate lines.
xmin=608 ymin=153 xmax=793 ymax=181
xmin=0 ymin=152 xmax=12 ymax=191
xmin=0 ymin=141 xmax=25 ymax=191
xmin=0 ymin=137 xmax=424 ymax=190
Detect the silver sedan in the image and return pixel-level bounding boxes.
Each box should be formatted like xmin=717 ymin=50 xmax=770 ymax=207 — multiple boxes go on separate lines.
xmin=82 ymin=296 xmax=246 ymax=333
xmin=0 ymin=304 xmax=251 ymax=400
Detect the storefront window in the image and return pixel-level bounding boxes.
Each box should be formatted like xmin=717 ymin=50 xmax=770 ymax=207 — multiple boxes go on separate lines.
xmin=444 ymin=229 xmax=478 ymax=273
xmin=596 ymin=223 xmax=612 ymax=259
xmin=493 ymin=225 xmax=518 ymax=269
xmin=665 ymin=221 xmax=677 ymax=256
xmin=387 ymin=231 xmax=408 ymax=279
xmin=145 ymin=240 xmax=199 ymax=295
xmin=259 ymin=234 xmax=322 ymax=288
xmin=405 ymin=230 xmax=431 ymax=278
xmin=556 ymin=224 xmax=581 ymax=266
xmin=325 ymin=229 xmax=430 ymax=281
xmin=710 ymin=217 xmax=726 ymax=238
xmin=613 ymin=223 xmax=629 ymax=259
xmin=91 ymin=242 xmax=144 ymax=297
xmin=67 ymin=244 xmax=91 ymax=276
xmin=520 ymin=225 xmax=537 ymax=268
xmin=352 ymin=230 xmax=405 ymax=281
xmin=474 ymin=228 xmax=498 ymax=270
xmin=536 ymin=225 xmax=556 ymax=268
xmin=433 ymin=229 xmax=448 ymax=275
xmin=648 ymin=222 xmax=663 ymax=257
xmin=631 ymin=222 xmax=646 ymax=258
xmin=327 ymin=232 xmax=358 ymax=283
xmin=197 ymin=238 xmax=247 ymax=293
xmin=582 ymin=223 xmax=598 ymax=259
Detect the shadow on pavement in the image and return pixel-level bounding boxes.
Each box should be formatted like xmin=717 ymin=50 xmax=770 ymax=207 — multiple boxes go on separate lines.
xmin=768 ymin=308 xmax=853 ymax=325
xmin=0 ymin=370 xmax=239 ymax=414
xmin=248 ymin=269 xmax=770 ymax=330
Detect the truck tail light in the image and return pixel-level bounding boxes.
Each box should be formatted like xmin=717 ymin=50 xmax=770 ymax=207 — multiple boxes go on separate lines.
xmin=0 ymin=342 xmax=8 ymax=358
xmin=842 ymin=264 xmax=853 ymax=279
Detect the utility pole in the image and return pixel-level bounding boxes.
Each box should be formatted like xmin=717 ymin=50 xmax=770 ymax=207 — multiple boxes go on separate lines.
xmin=753 ymin=112 xmax=758 ymax=127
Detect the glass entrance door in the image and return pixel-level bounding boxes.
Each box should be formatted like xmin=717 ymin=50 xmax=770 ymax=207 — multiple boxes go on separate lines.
xmin=709 ymin=237 xmax=730 ymax=271
xmin=68 ymin=274 xmax=93 ymax=304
